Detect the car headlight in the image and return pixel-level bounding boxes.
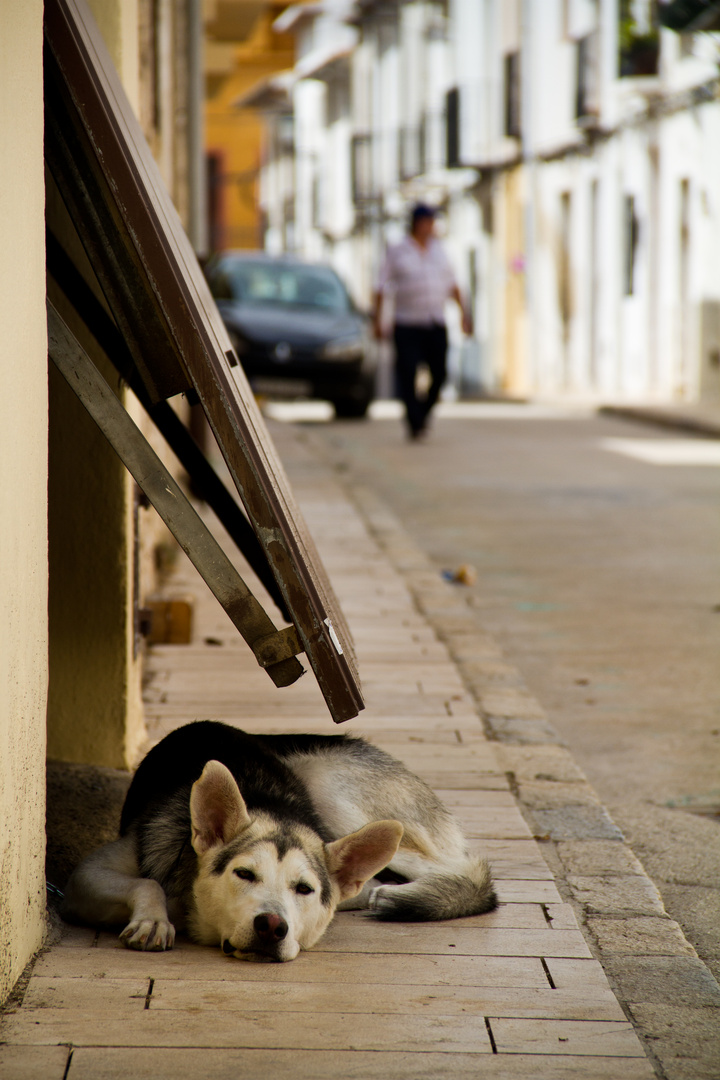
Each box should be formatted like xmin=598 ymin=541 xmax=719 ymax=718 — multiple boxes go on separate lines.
xmin=319 ymin=338 xmax=364 ymax=361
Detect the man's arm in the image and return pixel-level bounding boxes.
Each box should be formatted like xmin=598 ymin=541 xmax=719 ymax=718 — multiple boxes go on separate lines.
xmin=450 ymin=284 xmax=473 ymax=336
xmin=373 ymin=246 xmax=395 ymax=339
xmin=372 ymin=289 xmax=385 ymax=340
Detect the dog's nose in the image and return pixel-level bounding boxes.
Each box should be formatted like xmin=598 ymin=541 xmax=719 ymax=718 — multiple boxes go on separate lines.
xmin=253 ymin=913 xmax=288 ymax=942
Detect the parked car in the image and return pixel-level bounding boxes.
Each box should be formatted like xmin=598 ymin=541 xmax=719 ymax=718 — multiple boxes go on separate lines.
xmin=205 ymin=251 xmax=376 ymax=418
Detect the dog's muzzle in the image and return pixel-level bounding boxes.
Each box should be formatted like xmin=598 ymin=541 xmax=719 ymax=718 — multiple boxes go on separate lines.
xmin=223 ymin=913 xmax=290 ymax=961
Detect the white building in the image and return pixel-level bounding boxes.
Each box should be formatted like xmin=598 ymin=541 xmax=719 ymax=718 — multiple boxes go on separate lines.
xmin=251 ymin=0 xmax=720 ymax=403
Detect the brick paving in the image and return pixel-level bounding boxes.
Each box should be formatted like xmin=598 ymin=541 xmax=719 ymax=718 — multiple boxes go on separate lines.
xmin=0 ymin=424 xmax=660 ymax=1079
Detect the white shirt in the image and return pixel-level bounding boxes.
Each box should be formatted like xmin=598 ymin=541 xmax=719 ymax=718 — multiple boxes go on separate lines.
xmin=376 ymin=235 xmax=457 ymax=326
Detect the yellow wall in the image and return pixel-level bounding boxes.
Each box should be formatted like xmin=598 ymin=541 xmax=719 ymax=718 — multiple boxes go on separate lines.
xmin=1 ymin=0 xmax=197 ymax=1004
xmin=205 ymin=10 xmax=293 ymax=250
xmin=0 ymin=0 xmax=49 ymax=1002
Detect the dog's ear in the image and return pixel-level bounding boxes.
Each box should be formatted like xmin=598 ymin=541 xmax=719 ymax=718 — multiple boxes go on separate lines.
xmin=325 ymin=820 xmax=403 ymax=901
xmin=189 ymin=760 xmax=251 ymax=855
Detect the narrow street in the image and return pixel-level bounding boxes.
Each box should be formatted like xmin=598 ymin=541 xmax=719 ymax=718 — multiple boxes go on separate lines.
xmin=303 ymin=404 xmax=720 ymax=982
xmin=6 ymin=407 xmax=718 ymax=1078
xmin=8 ymin=4 xmax=720 ymax=1077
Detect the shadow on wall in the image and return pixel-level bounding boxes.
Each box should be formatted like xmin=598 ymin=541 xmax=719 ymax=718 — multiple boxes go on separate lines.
xmin=45 ymin=760 xmax=131 ymax=894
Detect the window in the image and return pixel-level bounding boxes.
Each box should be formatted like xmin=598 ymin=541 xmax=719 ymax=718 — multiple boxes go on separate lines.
xmin=576 ymin=32 xmax=599 ymax=121
xmin=282 ymin=195 xmax=295 ymax=253
xmin=589 ymin=179 xmax=599 ymax=385
xmin=311 ymin=173 xmax=322 ymax=231
xmin=623 ymin=195 xmax=640 ymax=295
xmin=467 ymin=247 xmax=478 ymax=328
xmin=558 ymin=192 xmax=572 ymax=342
xmin=659 ymin=0 xmax=720 ymax=32
xmin=276 ymin=113 xmax=295 ymax=154
xmin=351 ymin=133 xmax=374 ymax=202
xmin=399 ymin=126 xmax=422 ymax=180
xmin=446 ymin=87 xmax=460 ymax=168
xmin=504 ymin=52 xmax=521 ymax=139
xmin=419 ymin=115 xmax=428 ymax=174
xmin=619 ymin=0 xmax=660 ymax=77
xmin=679 ymin=31 xmax=694 ymax=58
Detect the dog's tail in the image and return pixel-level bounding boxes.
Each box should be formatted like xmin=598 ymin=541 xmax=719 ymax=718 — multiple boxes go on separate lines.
xmin=370 ymin=856 xmax=496 ymax=921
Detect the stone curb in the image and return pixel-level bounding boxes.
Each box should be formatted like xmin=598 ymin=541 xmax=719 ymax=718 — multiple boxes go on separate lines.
xmin=599 ymin=405 xmax=720 ymax=440
xmin=340 ymin=477 xmax=720 ymax=1080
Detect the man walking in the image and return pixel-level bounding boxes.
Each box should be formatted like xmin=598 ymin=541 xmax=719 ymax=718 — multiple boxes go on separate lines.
xmin=373 ymin=204 xmax=472 ymax=439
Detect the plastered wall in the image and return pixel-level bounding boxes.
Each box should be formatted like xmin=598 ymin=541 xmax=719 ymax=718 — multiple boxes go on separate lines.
xmin=0 ymin=0 xmax=49 ymax=1003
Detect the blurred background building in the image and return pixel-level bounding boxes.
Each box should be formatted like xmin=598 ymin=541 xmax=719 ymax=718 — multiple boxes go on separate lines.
xmin=225 ymin=0 xmax=720 ymax=405
xmin=204 ymin=1 xmax=294 ymax=250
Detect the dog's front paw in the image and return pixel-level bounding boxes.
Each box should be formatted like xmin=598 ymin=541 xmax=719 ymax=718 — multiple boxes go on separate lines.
xmin=120 ymin=917 xmax=175 ymax=951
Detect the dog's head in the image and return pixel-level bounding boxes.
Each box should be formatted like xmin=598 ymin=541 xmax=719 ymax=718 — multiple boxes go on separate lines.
xmin=187 ymin=759 xmax=402 ymax=962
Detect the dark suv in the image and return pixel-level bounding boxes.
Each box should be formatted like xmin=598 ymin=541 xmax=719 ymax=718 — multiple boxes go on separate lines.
xmin=205 ymin=251 xmax=376 ymax=418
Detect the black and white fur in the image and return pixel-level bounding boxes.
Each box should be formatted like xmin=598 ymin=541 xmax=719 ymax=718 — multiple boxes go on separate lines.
xmin=62 ymin=721 xmax=496 ymax=962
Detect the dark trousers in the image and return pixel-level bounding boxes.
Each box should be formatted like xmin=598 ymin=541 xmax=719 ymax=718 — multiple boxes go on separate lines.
xmin=393 ymin=322 xmax=448 ymax=434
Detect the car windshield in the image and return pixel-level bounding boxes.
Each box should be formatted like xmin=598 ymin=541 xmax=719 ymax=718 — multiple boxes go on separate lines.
xmin=213 ymin=260 xmax=351 ymax=312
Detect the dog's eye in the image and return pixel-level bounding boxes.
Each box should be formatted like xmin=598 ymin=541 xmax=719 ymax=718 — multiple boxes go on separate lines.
xmin=295 ymin=882 xmax=314 ymax=896
xmin=233 ymin=868 xmax=256 ymax=882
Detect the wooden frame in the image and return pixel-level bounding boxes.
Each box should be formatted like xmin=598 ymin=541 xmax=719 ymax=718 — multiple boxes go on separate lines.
xmin=44 ymin=0 xmax=363 ymax=723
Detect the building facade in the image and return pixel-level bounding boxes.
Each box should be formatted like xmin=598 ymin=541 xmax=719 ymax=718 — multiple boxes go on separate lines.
xmin=251 ymin=0 xmax=720 ymax=403
xmin=204 ymin=1 xmax=295 ymax=252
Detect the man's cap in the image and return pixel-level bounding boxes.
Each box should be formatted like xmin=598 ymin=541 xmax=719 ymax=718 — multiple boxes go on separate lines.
xmin=410 ymin=202 xmax=436 ymax=226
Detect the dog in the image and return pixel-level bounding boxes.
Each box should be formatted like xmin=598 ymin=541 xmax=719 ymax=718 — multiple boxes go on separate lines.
xmin=62 ymin=721 xmax=496 ymax=962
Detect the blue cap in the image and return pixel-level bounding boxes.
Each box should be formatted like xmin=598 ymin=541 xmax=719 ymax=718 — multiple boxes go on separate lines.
xmin=411 ymin=203 xmax=436 ymax=226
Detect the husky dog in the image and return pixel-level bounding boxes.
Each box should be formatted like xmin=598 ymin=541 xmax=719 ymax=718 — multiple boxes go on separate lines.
xmin=62 ymin=721 xmax=495 ymax=962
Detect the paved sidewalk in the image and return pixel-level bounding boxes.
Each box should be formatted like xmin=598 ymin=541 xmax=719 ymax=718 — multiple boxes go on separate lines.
xmin=1 ymin=422 xmax=699 ymax=1079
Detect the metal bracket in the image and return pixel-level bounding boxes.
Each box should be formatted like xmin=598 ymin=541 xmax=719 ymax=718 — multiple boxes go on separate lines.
xmin=252 ymin=625 xmax=304 ymax=669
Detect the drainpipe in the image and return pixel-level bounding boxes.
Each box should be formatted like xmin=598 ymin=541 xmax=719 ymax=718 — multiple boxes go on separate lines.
xmin=521 ymin=0 xmax=537 ymax=394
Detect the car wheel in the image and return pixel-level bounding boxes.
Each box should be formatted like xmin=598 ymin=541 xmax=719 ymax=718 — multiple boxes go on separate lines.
xmin=332 ymin=395 xmax=372 ymax=419
xmin=331 ymin=376 xmax=374 ymax=419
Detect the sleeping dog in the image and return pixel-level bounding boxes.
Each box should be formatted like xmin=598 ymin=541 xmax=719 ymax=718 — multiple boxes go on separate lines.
xmin=62 ymin=721 xmax=496 ymax=961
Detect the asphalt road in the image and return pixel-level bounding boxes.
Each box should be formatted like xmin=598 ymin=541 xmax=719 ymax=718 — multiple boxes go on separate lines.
xmin=305 ymin=404 xmax=720 ymax=981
